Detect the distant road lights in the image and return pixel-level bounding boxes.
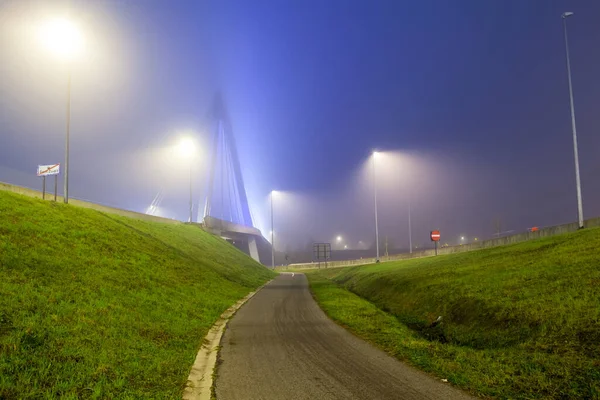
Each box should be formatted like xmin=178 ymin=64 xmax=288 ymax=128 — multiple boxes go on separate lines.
xmin=336 ymin=236 xmax=342 ymax=242
xmin=344 ymin=245 xmax=348 ymax=249
xmin=176 ymin=136 xmax=197 ymax=223
xmin=38 ymin=17 xmax=85 ymax=204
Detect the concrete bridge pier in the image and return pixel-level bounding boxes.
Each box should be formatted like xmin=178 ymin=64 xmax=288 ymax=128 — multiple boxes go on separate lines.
xmin=248 ymin=237 xmax=259 ymax=263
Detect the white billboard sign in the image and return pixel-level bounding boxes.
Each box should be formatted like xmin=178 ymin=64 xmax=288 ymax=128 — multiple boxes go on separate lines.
xmin=37 ymin=164 xmax=60 ymax=177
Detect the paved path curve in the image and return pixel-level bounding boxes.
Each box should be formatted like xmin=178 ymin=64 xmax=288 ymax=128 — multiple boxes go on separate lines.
xmin=214 ymin=273 xmax=474 ymax=400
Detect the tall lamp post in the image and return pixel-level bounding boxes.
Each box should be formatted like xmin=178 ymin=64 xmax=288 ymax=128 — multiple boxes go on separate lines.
xmin=408 ymin=198 xmax=412 ymax=254
xmin=372 ymin=151 xmax=380 ymax=262
xmin=39 ymin=18 xmax=84 ymax=204
xmin=270 ymin=190 xmax=277 ymax=269
xmin=176 ymin=136 xmax=197 ymax=222
xmin=562 ymin=12 xmax=584 ymax=229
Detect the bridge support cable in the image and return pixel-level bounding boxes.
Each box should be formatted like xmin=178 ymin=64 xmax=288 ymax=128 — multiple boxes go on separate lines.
xmin=146 ymin=190 xmax=164 ymax=216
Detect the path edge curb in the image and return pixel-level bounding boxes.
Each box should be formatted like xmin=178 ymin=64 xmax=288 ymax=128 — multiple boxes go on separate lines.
xmin=182 ymin=278 xmax=274 ymax=400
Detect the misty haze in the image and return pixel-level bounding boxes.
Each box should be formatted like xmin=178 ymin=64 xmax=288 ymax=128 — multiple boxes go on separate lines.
xmin=1 ymin=1 xmax=599 ymax=399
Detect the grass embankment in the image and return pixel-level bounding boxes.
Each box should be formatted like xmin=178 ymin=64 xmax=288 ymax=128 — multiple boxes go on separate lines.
xmin=0 ymin=191 xmax=275 ymax=399
xmin=307 ymin=228 xmax=600 ymax=399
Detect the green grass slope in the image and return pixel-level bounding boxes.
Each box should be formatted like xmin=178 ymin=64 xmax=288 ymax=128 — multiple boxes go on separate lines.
xmin=0 ymin=191 xmax=275 ymax=399
xmin=308 ymin=228 xmax=600 ymax=399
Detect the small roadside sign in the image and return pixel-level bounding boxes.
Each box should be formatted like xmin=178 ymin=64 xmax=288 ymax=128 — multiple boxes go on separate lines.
xmin=430 ymin=230 xmax=440 ymax=256
xmin=313 ymin=243 xmax=331 ymax=269
xmin=37 ymin=164 xmax=60 ymax=176
xmin=37 ymin=164 xmax=60 ymax=201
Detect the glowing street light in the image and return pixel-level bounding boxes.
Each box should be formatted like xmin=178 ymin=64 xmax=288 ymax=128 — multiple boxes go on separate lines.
xmin=176 ymin=135 xmax=197 ymax=222
xmin=176 ymin=136 xmax=196 ymax=158
xmin=38 ymin=17 xmax=85 ymax=204
xmin=372 ymin=151 xmax=380 ymax=262
xmin=336 ymin=236 xmax=342 ymax=242
xmin=39 ymin=18 xmax=84 ymax=60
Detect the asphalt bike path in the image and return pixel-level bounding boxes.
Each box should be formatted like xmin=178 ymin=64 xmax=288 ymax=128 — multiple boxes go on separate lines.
xmin=215 ymin=273 xmax=474 ymax=400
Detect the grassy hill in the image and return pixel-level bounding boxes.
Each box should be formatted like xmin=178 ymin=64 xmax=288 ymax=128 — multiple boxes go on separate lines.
xmin=308 ymin=228 xmax=600 ymax=399
xmin=0 ymin=191 xmax=275 ymax=399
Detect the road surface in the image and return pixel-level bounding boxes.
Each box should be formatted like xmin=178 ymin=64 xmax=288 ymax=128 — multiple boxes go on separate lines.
xmin=214 ymin=273 xmax=474 ymax=400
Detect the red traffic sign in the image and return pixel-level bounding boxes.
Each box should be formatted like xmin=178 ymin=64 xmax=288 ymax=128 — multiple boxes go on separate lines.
xmin=430 ymin=230 xmax=441 ymax=241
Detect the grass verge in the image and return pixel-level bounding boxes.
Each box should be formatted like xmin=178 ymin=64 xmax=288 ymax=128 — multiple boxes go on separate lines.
xmin=0 ymin=191 xmax=275 ymax=399
xmin=307 ymin=228 xmax=600 ymax=399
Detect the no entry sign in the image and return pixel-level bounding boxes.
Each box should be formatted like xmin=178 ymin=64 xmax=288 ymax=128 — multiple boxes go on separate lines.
xmin=430 ymin=230 xmax=441 ymax=242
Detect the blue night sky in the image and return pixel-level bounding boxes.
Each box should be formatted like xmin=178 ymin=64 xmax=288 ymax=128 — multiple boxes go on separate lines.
xmin=1 ymin=0 xmax=600 ymax=249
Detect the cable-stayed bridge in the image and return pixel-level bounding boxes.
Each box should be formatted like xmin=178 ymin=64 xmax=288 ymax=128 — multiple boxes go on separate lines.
xmin=148 ymin=95 xmax=271 ymax=265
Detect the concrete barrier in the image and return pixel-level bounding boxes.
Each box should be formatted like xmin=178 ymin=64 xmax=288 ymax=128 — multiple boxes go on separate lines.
xmin=0 ymin=181 xmax=181 ymax=225
xmin=283 ymin=216 xmax=600 ymax=271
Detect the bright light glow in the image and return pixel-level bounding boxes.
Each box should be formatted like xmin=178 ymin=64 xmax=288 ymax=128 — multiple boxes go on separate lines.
xmin=461 ymin=236 xmax=465 ymax=240
xmin=336 ymin=236 xmax=342 ymax=242
xmin=145 ymin=205 xmax=163 ymax=217
xmin=176 ymin=136 xmax=196 ymax=158
xmin=373 ymin=151 xmax=380 ymax=157
xmin=344 ymin=245 xmax=348 ymax=249
xmin=38 ymin=17 xmax=84 ymax=60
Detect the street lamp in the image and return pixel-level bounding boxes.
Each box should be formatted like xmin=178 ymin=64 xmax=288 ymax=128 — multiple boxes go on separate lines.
xmin=336 ymin=236 xmax=342 ymax=242
xmin=270 ymin=190 xmax=277 ymax=269
xmin=372 ymin=151 xmax=380 ymax=262
xmin=38 ymin=17 xmax=84 ymax=204
xmin=176 ymin=136 xmax=196 ymax=222
xmin=561 ymin=12 xmax=584 ymax=229
xmin=408 ymin=198 xmax=412 ymax=254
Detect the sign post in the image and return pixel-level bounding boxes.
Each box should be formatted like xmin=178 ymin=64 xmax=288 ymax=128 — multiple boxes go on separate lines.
xmin=430 ymin=230 xmax=441 ymax=256
xmin=37 ymin=164 xmax=60 ymax=201
xmin=313 ymin=243 xmax=331 ymax=269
